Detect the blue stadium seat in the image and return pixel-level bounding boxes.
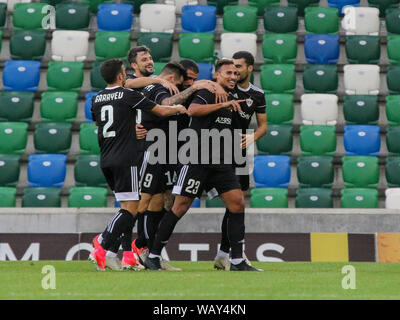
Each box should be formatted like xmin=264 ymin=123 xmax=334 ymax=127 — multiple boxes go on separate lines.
xmin=253 ymin=155 xmax=291 ymax=188
xmin=191 ymin=198 xmax=201 ymax=208
xmin=3 ymin=60 xmax=41 ymax=92
xmin=343 ymin=125 xmax=381 ymax=156
xmin=328 ymin=0 xmax=360 ymax=15
xmin=181 ymin=5 xmax=217 ymax=33
xmin=84 ymin=92 xmax=98 ymax=122
xmin=27 ymin=154 xmax=67 ymax=188
xmin=197 ymin=63 xmax=213 ymax=80
xmin=304 ymin=34 xmax=340 ymax=64
xmin=97 ymin=4 xmax=133 ymax=32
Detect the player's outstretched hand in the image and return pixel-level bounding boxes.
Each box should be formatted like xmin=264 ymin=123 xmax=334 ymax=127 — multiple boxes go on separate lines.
xmin=160 ymin=79 xmax=180 ymax=95
xmin=136 ymin=123 xmax=147 ymax=140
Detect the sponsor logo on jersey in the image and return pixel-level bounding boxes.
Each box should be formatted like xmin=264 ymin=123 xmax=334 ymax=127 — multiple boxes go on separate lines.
xmin=215 ymin=117 xmax=232 ymax=125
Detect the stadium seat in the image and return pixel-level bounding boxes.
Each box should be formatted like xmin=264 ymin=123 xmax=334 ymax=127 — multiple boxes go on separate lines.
xmin=260 ymin=64 xmax=296 ymax=94
xmin=79 ymin=122 xmax=100 ymax=154
xmin=262 ymin=34 xmax=297 ymax=64
xmin=205 ymin=196 xmax=225 ymax=208
xmin=190 ymin=198 xmax=201 ymax=208
xmin=0 ymin=155 xmax=20 ymax=187
xmin=90 ymin=63 xmax=107 ymax=92
xmin=81 ymin=0 xmax=113 ymax=13
xmin=387 ymin=66 xmax=400 ymax=94
xmin=0 ymin=91 xmax=34 ymax=122
xmin=386 ymin=126 xmax=400 ymax=155
xmin=345 ymin=36 xmax=380 ymax=64
xmin=248 ymin=0 xmax=279 ymax=15
xmin=328 ymin=0 xmax=360 ymax=15
xmin=343 ymin=64 xmax=380 ymax=95
xmin=47 ymin=61 xmax=84 ymax=91
xmin=75 ymin=155 xmax=107 ymax=187
xmin=94 ymin=31 xmax=131 ymax=62
xmin=68 ymin=187 xmax=108 ymax=208
xmin=0 ymin=187 xmax=16 ymax=207
xmin=386 ymin=8 xmax=400 ymax=34
xmin=220 ymin=33 xmax=257 ymax=59
xmin=179 ymin=33 xmax=214 ymax=63
xmin=342 ymin=7 xmax=380 ymax=35
xmin=0 ymin=30 xmax=2 ymax=52
xmin=264 ymin=6 xmax=298 ymax=33
xmin=302 ymin=65 xmax=338 ymax=94
xmin=304 ymin=34 xmax=340 ymax=64
xmin=297 ymin=156 xmax=334 ymax=188
xmin=34 ymin=122 xmax=72 ymax=154
xmin=165 ymin=0 xmax=199 ymax=14
xmin=181 ymin=5 xmax=216 ymax=33
xmin=385 ymin=157 xmax=400 ymax=187
xmin=300 ymin=94 xmax=338 ymax=125
xmin=304 ymin=6 xmax=339 ymax=34
xmin=84 ymin=92 xmax=98 ymax=122
xmin=12 ymin=2 xmax=48 ymax=29
xmin=341 ymin=188 xmax=378 ymax=208
xmin=137 ymin=32 xmax=173 ymax=62
xmin=385 ymin=188 xmax=400 ymax=209
xmin=27 ymin=154 xmax=67 ymax=188
xmin=139 ymin=4 xmax=176 ymax=33
xmin=250 ymin=188 xmax=289 ymax=208
xmin=265 ymin=93 xmax=294 ymax=124
xmin=40 ymin=91 xmax=78 ymax=122
xmin=223 ymin=5 xmax=258 ymax=33
xmin=97 ymin=4 xmax=133 ymax=32
xmin=0 ymin=3 xmax=6 ymax=28
xmin=388 ymin=35 xmax=400 ymax=65
xmin=343 ymin=95 xmax=379 ymax=124
xmin=295 ymin=188 xmax=333 ymax=208
xmin=0 ymin=122 xmax=28 ymax=154
xmin=51 ymin=30 xmax=90 ymax=62
xmin=2 ymin=0 xmax=32 ymax=13
xmin=3 ymin=60 xmax=41 ymax=92
xmin=122 ymin=0 xmax=155 ymax=14
xmin=153 ymin=62 xmax=166 ymax=76
xmin=256 ymin=124 xmax=293 ymax=155
xmin=207 ymin=0 xmax=238 ymax=15
xmin=55 ymin=3 xmax=91 ymax=30
xmin=22 ymin=187 xmax=61 ymax=207
xmin=253 ymin=155 xmax=291 ymax=188
xmin=368 ymin=0 xmax=399 ymax=17
xmin=10 ymin=30 xmax=46 ymax=60
xmin=287 ymin=0 xmax=319 ymax=16
xmin=342 ymin=155 xmax=379 ymax=188
xmin=343 ymin=125 xmax=381 ymax=156
xmin=386 ymin=95 xmax=400 ymax=126
xmin=300 ymin=125 xmax=337 ymax=156
xmin=197 ymin=63 xmax=213 ymax=80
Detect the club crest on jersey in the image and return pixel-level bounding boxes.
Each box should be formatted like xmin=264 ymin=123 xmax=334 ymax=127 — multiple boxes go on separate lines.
xmin=246 ymin=98 xmax=253 ymax=107
xmin=233 ymin=93 xmax=238 ymax=99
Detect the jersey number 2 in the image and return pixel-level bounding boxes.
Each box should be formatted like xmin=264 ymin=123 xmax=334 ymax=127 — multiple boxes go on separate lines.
xmin=101 ymin=105 xmax=116 ymax=138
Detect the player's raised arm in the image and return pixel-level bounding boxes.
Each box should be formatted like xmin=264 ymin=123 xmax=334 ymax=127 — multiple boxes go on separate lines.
xmin=150 ymin=104 xmax=187 ymax=117
xmin=188 ymin=99 xmax=243 ymax=117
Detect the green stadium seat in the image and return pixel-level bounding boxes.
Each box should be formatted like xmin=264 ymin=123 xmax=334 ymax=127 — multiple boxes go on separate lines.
xmin=297 ymin=156 xmax=334 ymax=188
xmin=264 ymin=7 xmax=298 ymax=33
xmin=343 ymin=95 xmax=379 ymax=125
xmin=256 ymin=124 xmax=293 ymax=154
xmin=22 ymin=187 xmax=61 ymax=207
xmin=179 ymin=33 xmax=214 ymax=63
xmin=287 ymin=0 xmax=320 ymax=16
xmin=47 ymin=62 xmax=84 ymax=92
xmin=34 ymin=122 xmax=72 ymax=154
xmin=137 ymin=32 xmax=173 ymax=62
xmin=207 ymin=0 xmax=238 ymax=15
xmin=0 ymin=30 xmax=2 ymax=53
xmin=295 ymin=188 xmax=333 ymax=208
xmin=0 ymin=187 xmax=17 ymax=207
xmin=386 ymin=95 xmax=400 ymax=126
xmin=387 ymin=35 xmax=400 ymax=65
xmin=55 ymin=3 xmax=91 ymax=30
xmin=40 ymin=91 xmax=78 ymax=122
xmin=79 ymin=122 xmax=100 ymax=154
xmin=260 ymin=64 xmax=296 ymax=94
xmin=0 ymin=3 xmax=6 ymax=29
xmin=0 ymin=91 xmax=34 ymax=122
xmin=386 ymin=156 xmax=400 ymax=187
xmin=205 ymin=196 xmax=225 ymax=208
xmin=0 ymin=122 xmax=28 ymax=154
xmin=10 ymin=30 xmax=46 ymax=60
xmin=341 ymin=188 xmax=379 ymax=208
xmin=40 ymin=0 xmax=74 ymax=5
xmin=300 ymin=125 xmax=337 ymax=156
xmin=75 ymin=155 xmax=107 ymax=187
xmin=124 ymin=0 xmax=156 ymax=14
xmin=13 ymin=3 xmax=48 ymax=30
xmin=262 ymin=34 xmax=297 ymax=64
xmin=368 ymin=0 xmax=400 ymax=17
xmin=345 ymin=36 xmax=380 ymax=64
xmin=250 ymin=188 xmax=288 ymax=208
xmin=82 ymin=0 xmax=113 ymax=12
xmin=223 ymin=5 xmax=258 ymax=33
xmin=153 ymin=62 xmax=166 ymax=76
xmin=90 ymin=63 xmax=107 ymax=92
xmin=94 ymin=31 xmax=131 ymax=62
xmin=68 ymin=187 xmax=108 ymax=207
xmin=304 ymin=6 xmax=339 ymax=34
xmin=0 ymin=155 xmax=20 ymax=187
xmin=386 ymin=126 xmax=400 ymax=154
xmin=342 ymin=156 xmax=379 ymax=188
xmin=303 ymin=65 xmax=338 ymax=94
xmin=387 ymin=66 xmax=400 ymax=94
xmin=386 ymin=8 xmax=400 ymax=34
xmin=265 ymin=93 xmax=294 ymax=124
xmin=248 ymin=0 xmax=279 ymax=15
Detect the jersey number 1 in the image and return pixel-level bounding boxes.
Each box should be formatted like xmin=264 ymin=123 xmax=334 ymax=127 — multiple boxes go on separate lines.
xmin=101 ymin=105 xmax=116 ymax=138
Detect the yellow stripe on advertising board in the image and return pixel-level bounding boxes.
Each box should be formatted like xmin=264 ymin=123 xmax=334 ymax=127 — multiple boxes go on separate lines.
xmin=310 ymin=233 xmax=349 ymax=262
xmin=377 ymin=233 xmax=400 ymax=263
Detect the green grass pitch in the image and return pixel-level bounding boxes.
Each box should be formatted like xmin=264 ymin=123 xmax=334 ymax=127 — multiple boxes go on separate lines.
xmin=1 ymin=261 xmax=400 ymax=300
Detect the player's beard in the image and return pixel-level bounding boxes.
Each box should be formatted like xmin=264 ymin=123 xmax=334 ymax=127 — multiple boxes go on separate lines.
xmin=237 ymin=74 xmax=249 ymax=84
xmin=140 ymin=65 xmax=154 ymax=77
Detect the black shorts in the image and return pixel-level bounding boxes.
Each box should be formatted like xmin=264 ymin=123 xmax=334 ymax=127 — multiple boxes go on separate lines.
xmin=102 ymin=165 xmax=141 ymax=202
xmin=172 ymin=164 xmax=241 ymax=198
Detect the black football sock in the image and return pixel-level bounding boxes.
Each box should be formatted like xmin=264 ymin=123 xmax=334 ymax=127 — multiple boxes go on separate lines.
xmin=150 ymin=210 xmax=180 ymax=256
xmin=145 ymin=209 xmax=166 ymax=250
xmin=227 ymin=212 xmax=245 ymax=260
xmin=135 ymin=211 xmax=147 ymax=248
xmin=219 ymin=209 xmax=231 ymax=254
xmin=121 ymin=213 xmax=137 ymax=252
xmin=100 ymin=209 xmax=134 ymax=251
xmin=110 ymin=236 xmax=122 ymax=253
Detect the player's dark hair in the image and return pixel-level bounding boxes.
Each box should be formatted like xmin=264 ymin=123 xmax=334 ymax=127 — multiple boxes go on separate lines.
xmin=180 ymin=59 xmax=199 ymax=75
xmin=215 ymin=59 xmax=234 ymax=73
xmin=128 ymin=46 xmax=151 ymax=64
xmin=100 ymin=59 xmax=124 ymax=84
xmin=160 ymin=62 xmax=186 ymax=81
xmin=232 ymin=51 xmax=255 ymax=67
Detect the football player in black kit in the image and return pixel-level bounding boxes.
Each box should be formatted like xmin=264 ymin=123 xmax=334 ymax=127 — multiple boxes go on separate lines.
xmin=214 ymin=51 xmax=267 ymax=270
xmin=89 ymin=59 xmax=187 ymax=271
xmin=145 ymin=59 xmax=262 ymax=271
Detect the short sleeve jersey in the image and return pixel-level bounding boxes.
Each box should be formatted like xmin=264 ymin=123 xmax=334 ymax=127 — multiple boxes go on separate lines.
xmin=91 ymin=86 xmax=157 ymax=167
